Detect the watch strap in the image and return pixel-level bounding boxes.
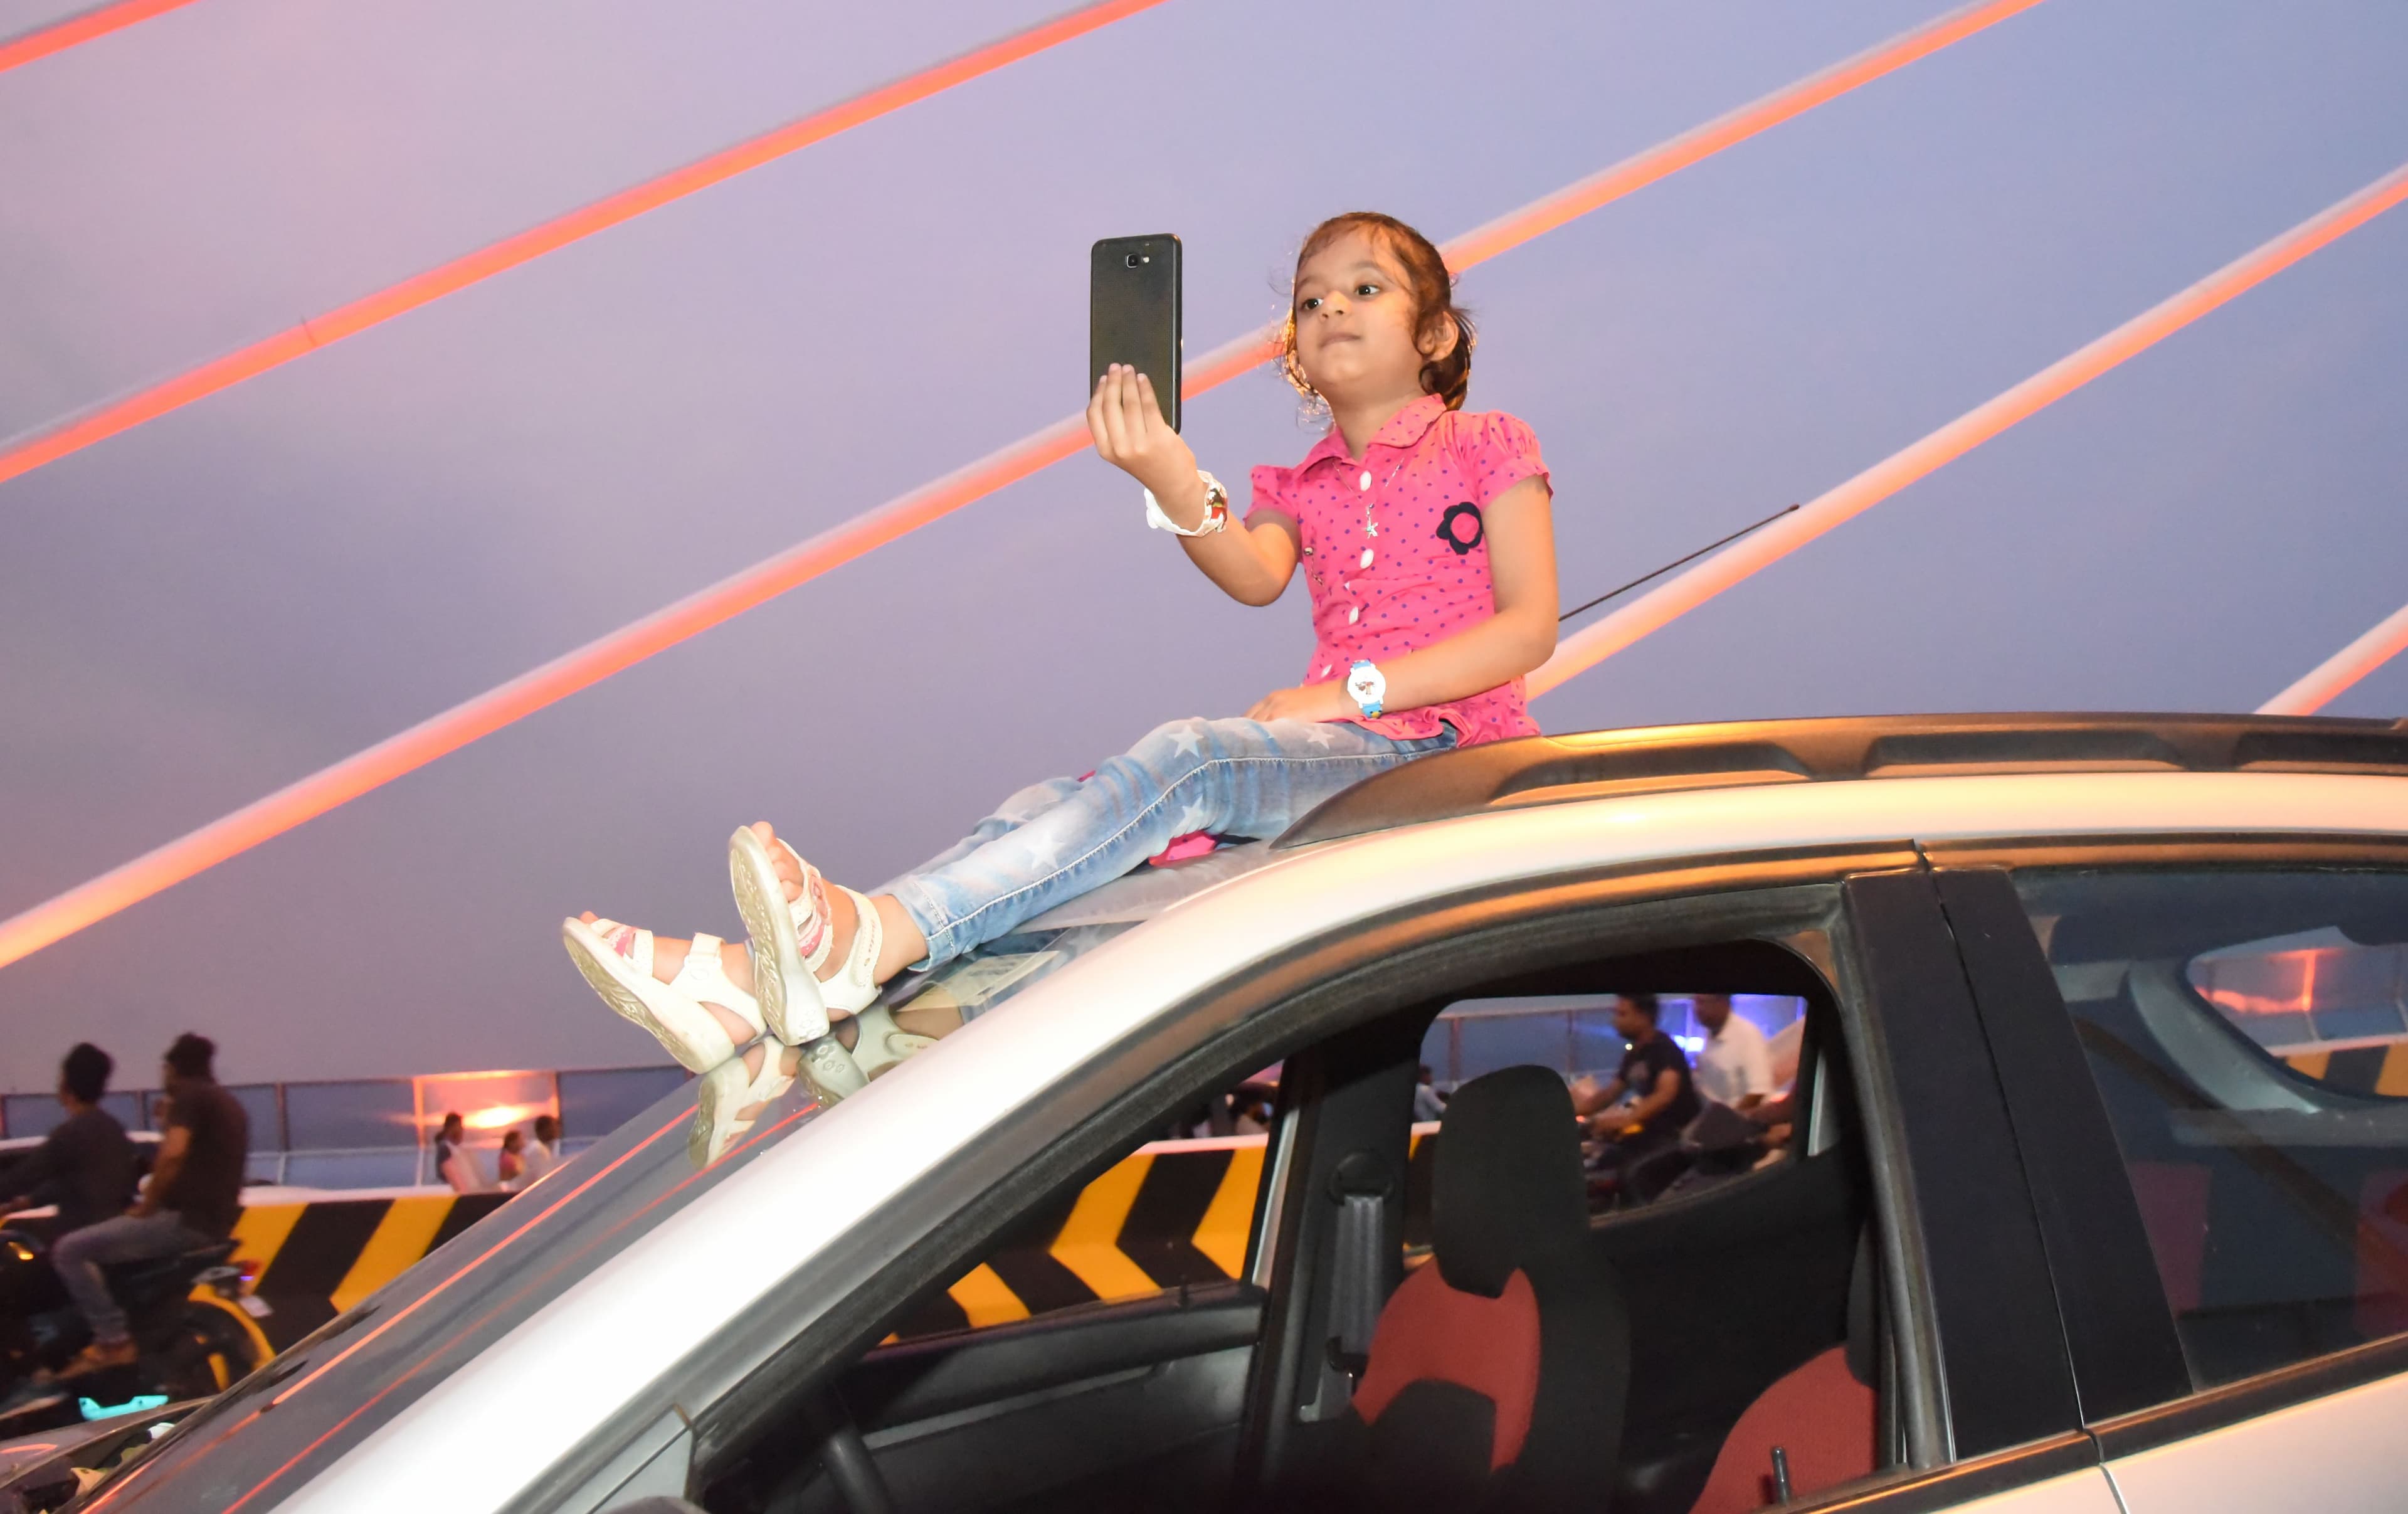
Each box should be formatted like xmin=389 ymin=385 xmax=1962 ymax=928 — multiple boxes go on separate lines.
xmin=1146 ymin=470 xmax=1230 ymax=536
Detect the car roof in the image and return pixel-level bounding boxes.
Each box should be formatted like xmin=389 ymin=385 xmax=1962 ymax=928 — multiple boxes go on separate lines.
xmin=1023 ymin=713 xmax=2408 ymax=934
xmin=1281 ymin=712 xmax=2408 ymax=847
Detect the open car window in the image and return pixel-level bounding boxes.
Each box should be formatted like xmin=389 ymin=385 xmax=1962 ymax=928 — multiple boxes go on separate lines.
xmin=1416 ymin=990 xmax=1810 ymax=1224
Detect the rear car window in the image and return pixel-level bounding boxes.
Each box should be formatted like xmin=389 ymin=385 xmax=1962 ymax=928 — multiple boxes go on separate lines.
xmin=2013 ymin=867 xmax=2408 ymax=1388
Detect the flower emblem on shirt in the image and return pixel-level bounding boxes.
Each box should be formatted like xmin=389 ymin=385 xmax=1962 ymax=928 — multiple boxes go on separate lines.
xmin=1436 ymin=502 xmax=1484 ymax=556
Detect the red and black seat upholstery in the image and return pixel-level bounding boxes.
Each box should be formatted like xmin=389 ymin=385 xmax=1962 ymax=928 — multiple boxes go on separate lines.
xmin=1344 ymin=1066 xmax=1630 ymax=1513
xmin=1686 ymin=1231 xmax=1881 ymax=1513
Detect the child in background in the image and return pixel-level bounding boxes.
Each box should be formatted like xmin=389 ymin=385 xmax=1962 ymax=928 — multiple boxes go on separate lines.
xmin=564 ymin=212 xmax=1561 ymax=1158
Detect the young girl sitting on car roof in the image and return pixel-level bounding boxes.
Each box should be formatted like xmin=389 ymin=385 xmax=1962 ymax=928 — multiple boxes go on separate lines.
xmin=563 ymin=212 xmax=1561 ymax=1158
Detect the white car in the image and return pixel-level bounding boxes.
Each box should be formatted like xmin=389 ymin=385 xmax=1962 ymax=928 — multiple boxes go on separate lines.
xmin=62 ymin=714 xmax=2408 ymax=1514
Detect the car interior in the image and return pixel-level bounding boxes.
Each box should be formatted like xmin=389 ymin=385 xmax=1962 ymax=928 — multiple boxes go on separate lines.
xmin=689 ymin=926 xmax=1898 ymax=1514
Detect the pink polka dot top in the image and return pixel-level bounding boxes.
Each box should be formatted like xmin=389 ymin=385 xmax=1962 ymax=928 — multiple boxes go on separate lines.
xmin=1247 ymin=394 xmax=1550 ymax=748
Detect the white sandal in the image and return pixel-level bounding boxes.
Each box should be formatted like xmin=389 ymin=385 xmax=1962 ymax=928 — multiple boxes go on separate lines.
xmin=794 ymin=1030 xmax=869 ymax=1108
xmin=728 ymin=828 xmax=885 ymax=1045
xmin=787 ymin=1004 xmax=937 ymax=1108
xmin=562 ymin=919 xmax=767 ymax=1074
xmin=849 ymin=1003 xmax=938 ymax=1081
xmin=690 ymin=1044 xmax=798 ymax=1168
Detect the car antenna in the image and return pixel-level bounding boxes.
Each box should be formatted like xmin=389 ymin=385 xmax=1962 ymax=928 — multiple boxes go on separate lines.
xmin=1558 ymin=503 xmax=1801 ymax=623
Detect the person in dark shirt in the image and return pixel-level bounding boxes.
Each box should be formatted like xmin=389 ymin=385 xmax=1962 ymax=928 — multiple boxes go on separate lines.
xmin=1571 ymin=993 xmax=1701 ymax=1158
xmin=0 ymin=1044 xmax=136 ymax=1237
xmin=48 ymin=1032 xmax=248 ymax=1374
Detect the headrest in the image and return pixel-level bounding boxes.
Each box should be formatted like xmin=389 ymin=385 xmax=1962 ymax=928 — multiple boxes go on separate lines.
xmin=1432 ymin=1066 xmax=1589 ymax=1298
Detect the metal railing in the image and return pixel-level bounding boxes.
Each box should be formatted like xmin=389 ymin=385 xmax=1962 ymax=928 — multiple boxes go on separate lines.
xmin=0 ymin=1063 xmax=687 ymax=1190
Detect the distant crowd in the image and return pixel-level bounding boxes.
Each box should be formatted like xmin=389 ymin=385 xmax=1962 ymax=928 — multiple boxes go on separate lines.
xmin=429 ymin=1110 xmax=561 ymax=1194
xmin=1568 ymin=992 xmax=1794 ymax=1204
xmin=1423 ymin=992 xmax=1796 ymax=1205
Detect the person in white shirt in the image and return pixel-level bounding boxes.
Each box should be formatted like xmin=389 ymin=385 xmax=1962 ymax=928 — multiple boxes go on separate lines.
xmin=515 ymin=1114 xmax=564 ymax=1187
xmin=1691 ymin=994 xmax=1774 ymax=1110
xmin=1412 ymin=1065 xmax=1447 ymax=1124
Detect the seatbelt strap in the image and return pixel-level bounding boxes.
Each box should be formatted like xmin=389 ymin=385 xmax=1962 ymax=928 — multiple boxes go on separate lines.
xmin=1325 ymin=1186 xmax=1385 ymax=1379
xmin=1301 ymin=1150 xmax=1394 ymax=1419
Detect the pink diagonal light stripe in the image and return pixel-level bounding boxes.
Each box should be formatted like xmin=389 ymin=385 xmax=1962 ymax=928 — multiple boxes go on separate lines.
xmin=1530 ymin=160 xmax=2408 ymax=699
xmin=2258 ymin=601 xmax=2408 ymax=716
xmin=0 ymin=0 xmax=1171 ymax=490
xmin=0 ymin=0 xmax=2050 ymax=971
xmin=0 ymin=0 xmax=199 ymax=76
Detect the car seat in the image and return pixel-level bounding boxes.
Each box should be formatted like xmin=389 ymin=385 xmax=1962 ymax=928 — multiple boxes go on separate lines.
xmin=1684 ymin=1229 xmax=1880 ymax=1513
xmin=1341 ymin=1066 xmax=1630 ymax=1513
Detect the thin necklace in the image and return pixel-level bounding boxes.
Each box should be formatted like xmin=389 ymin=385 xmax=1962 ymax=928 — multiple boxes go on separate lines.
xmin=1362 ymin=459 xmax=1408 ymax=539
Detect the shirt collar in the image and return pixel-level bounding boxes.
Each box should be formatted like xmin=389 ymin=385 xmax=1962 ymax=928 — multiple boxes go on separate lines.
xmin=1296 ymin=394 xmax=1449 ymax=472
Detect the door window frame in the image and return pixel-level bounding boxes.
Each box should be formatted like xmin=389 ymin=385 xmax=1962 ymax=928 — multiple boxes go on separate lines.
xmin=1839 ymin=869 xmax=2084 ymax=1465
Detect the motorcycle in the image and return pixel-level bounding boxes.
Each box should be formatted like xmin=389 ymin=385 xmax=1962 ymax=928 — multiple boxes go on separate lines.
xmin=0 ymin=1226 xmax=268 ymax=1436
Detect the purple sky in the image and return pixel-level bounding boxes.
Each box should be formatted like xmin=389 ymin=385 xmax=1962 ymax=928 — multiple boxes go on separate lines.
xmin=3 ymin=0 xmax=2404 ymax=1090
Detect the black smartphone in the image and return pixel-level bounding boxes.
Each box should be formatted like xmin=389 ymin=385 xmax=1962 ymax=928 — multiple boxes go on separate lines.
xmin=1090 ymin=233 xmax=1182 ymax=431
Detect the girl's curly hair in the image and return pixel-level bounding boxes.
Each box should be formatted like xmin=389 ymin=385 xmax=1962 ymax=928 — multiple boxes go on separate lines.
xmin=1279 ymin=211 xmax=1476 ymax=411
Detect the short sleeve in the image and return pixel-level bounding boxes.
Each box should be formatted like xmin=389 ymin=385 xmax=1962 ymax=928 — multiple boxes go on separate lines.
xmin=1449 ymin=410 xmax=1550 ymax=508
xmin=1244 ymin=463 xmax=1294 ymax=527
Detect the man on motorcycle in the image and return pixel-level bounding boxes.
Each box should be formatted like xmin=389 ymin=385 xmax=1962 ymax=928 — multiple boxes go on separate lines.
xmin=45 ymin=1034 xmax=246 ymax=1375
xmin=0 ymin=1045 xmax=136 ymax=1237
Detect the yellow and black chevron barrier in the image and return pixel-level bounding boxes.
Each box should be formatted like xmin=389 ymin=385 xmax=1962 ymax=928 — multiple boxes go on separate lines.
xmin=0 ymin=1191 xmax=508 ymax=1355
xmin=228 ymin=1192 xmax=510 ymax=1350
xmin=227 ymin=1146 xmax=1283 ymax=1353
xmin=890 ymin=1139 xmax=1268 ymax=1340
xmin=888 ymin=1126 xmax=1440 ymax=1343
xmin=2284 ymin=1041 xmax=2408 ymax=1096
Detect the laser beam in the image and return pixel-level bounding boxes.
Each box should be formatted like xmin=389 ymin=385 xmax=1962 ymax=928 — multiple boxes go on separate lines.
xmin=0 ymin=0 xmax=1170 ymax=490
xmin=2258 ymin=600 xmax=2408 ymax=716
xmin=0 ymin=0 xmax=200 ymax=77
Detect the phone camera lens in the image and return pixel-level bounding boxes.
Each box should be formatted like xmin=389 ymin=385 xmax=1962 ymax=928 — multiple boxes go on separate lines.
xmin=1125 ymin=253 xmax=1143 ymax=268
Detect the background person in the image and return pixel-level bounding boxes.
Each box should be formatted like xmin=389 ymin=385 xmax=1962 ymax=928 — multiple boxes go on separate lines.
xmin=1571 ymin=994 xmax=1700 ymax=1163
xmin=1412 ymin=1064 xmax=1447 ymax=1123
xmin=516 ymin=1114 xmax=562 ymax=1186
xmin=433 ymin=1112 xmax=482 ymax=1192
xmin=47 ymin=1032 xmax=247 ymax=1374
xmin=0 ymin=1043 xmax=136 ymax=1237
xmin=497 ymin=1129 xmax=525 ymax=1188
xmin=1691 ymin=993 xmax=1773 ymax=1111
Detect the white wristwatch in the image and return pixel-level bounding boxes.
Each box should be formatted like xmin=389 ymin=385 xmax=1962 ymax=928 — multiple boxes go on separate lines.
xmin=1145 ymin=470 xmax=1230 ymax=537
xmin=1345 ymin=659 xmax=1386 ymax=718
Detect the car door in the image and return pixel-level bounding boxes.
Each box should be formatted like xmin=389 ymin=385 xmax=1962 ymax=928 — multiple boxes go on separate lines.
xmin=1928 ymin=836 xmax=2408 ymax=1514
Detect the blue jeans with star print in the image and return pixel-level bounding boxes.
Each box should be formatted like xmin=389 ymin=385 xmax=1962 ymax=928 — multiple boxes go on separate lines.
xmin=878 ymin=716 xmax=1457 ymax=971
